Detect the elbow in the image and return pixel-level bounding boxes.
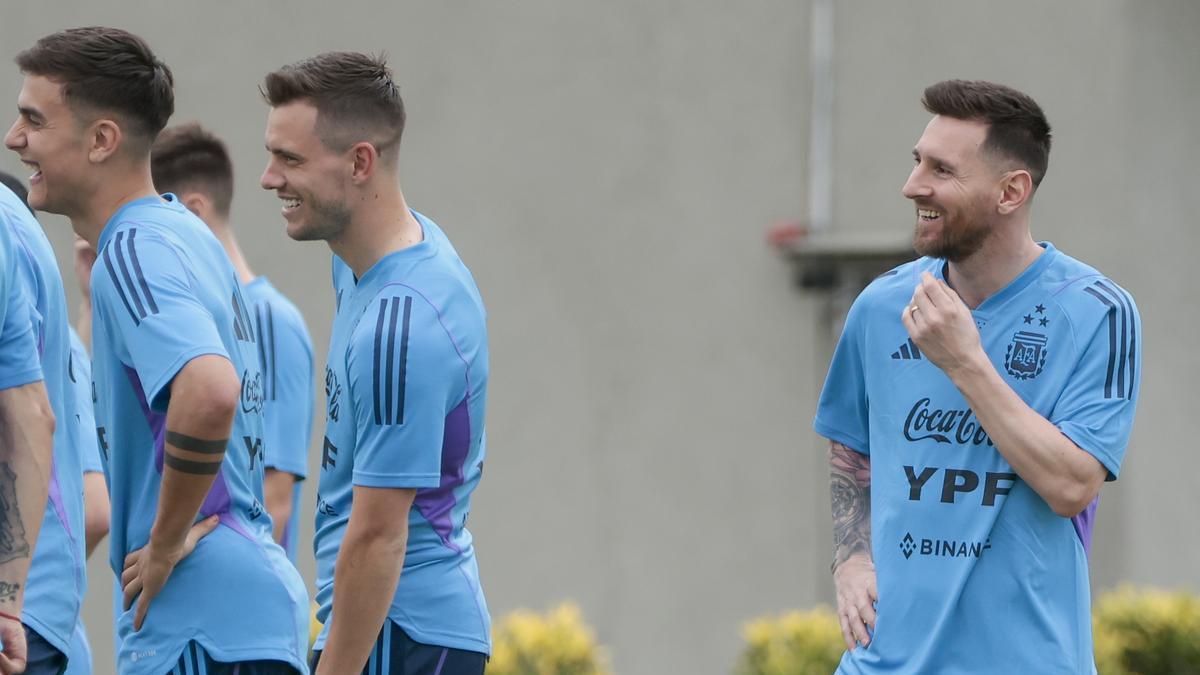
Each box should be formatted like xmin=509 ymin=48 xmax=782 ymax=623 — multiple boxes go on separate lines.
xmin=85 ymin=509 xmax=111 ymax=543
xmin=1048 ymin=481 xmax=1101 ymax=518
xmin=176 ymin=360 xmax=241 ymax=425
xmin=200 ymin=379 xmax=241 ymax=425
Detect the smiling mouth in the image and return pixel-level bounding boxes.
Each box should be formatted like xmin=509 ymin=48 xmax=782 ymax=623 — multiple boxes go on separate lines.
xmin=918 ymin=208 xmax=941 ymax=222
xmin=21 ymin=161 xmax=41 ymax=182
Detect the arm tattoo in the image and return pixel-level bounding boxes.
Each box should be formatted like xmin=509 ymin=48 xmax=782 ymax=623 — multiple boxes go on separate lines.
xmin=0 ymin=581 xmax=18 ymax=603
xmin=0 ymin=463 xmax=30 ymax=565
xmin=830 ymin=441 xmax=871 ymax=571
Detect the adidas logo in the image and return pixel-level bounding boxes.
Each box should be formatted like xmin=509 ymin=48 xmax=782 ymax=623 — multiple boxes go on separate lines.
xmin=891 ymin=338 xmax=923 ymax=360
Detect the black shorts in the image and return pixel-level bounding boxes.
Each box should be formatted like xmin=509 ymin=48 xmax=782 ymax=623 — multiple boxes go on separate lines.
xmin=310 ymin=621 xmax=486 ymax=675
xmin=23 ymin=625 xmax=66 ymax=675
xmin=165 ymin=640 xmax=299 ymax=675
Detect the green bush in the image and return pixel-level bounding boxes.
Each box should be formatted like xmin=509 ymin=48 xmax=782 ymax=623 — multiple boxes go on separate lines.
xmin=1093 ymin=586 xmax=1200 ymax=675
xmin=734 ymin=607 xmax=843 ymax=675
xmin=736 ymin=588 xmax=1200 ymax=675
xmin=488 ymin=603 xmax=612 ymax=675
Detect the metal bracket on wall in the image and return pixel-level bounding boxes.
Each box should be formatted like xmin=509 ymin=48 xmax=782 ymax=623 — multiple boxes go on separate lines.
xmin=774 ymin=228 xmax=915 ymax=292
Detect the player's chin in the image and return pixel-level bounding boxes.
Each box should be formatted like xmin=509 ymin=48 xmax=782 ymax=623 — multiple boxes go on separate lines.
xmin=286 ymin=220 xmax=324 ymax=242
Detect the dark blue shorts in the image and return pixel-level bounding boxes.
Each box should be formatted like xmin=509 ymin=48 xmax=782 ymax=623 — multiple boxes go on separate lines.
xmin=23 ymin=625 xmax=66 ymax=675
xmin=310 ymin=621 xmax=486 ymax=675
xmin=165 ymin=640 xmax=298 ymax=675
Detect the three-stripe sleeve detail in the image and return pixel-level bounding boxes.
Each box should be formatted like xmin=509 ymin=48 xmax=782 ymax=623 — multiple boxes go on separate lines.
xmin=1084 ymin=280 xmax=1137 ymax=400
xmin=102 ymin=229 xmax=160 ymax=325
xmin=372 ymin=295 xmax=414 ymax=426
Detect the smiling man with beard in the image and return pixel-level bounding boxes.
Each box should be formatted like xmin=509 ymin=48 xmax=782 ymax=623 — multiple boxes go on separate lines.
xmin=814 ymin=80 xmax=1142 ymax=673
xmin=260 ymin=52 xmax=490 ymax=675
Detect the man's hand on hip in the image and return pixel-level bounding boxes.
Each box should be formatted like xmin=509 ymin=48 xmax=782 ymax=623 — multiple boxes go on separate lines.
xmin=834 ymin=553 xmax=878 ymax=651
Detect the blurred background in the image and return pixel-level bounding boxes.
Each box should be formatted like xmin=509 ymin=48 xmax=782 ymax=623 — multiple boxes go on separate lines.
xmin=2 ymin=1 xmax=1198 ymax=673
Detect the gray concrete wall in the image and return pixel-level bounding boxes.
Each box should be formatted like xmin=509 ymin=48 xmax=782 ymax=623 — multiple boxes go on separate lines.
xmin=0 ymin=2 xmax=1196 ymax=673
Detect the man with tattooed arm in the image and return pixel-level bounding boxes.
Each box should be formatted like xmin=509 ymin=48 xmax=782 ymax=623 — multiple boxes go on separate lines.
xmin=815 ymin=80 xmax=1141 ymax=673
xmin=0 ymin=184 xmax=56 ymax=675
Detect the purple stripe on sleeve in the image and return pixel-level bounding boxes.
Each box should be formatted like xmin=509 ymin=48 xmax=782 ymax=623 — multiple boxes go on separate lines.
xmin=413 ymin=397 xmax=471 ymax=554
xmin=1071 ymin=496 xmax=1099 ymax=556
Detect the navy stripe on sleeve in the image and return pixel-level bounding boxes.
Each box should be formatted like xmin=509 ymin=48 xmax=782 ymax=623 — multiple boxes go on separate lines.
xmin=127 ymin=228 xmax=159 ymax=315
xmin=1083 ymin=285 xmax=1117 ymax=398
xmin=112 ymin=231 xmax=148 ymax=320
xmin=372 ymin=298 xmax=387 ymax=425
xmin=396 ymin=296 xmax=412 ymax=425
xmin=1084 ymin=281 xmax=1137 ymax=400
xmin=1096 ymin=280 xmax=1137 ymax=400
xmin=371 ymin=295 xmax=415 ymax=426
xmin=255 ymin=304 xmax=269 ymax=398
xmin=384 ymin=296 xmax=400 ymax=425
xmin=102 ymin=241 xmax=141 ymax=325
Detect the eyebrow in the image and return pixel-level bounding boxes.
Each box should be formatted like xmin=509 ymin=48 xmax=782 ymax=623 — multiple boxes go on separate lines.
xmin=265 ymin=144 xmax=302 ymax=160
xmin=913 ymin=148 xmax=957 ymax=173
xmin=16 ymin=105 xmax=44 ymax=122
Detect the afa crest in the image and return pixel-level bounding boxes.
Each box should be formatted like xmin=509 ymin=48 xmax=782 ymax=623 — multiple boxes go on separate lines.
xmin=1005 ymin=331 xmax=1048 ymax=380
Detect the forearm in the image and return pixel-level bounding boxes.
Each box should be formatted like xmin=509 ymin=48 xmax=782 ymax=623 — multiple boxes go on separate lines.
xmin=830 ymin=441 xmax=872 ymax=569
xmin=0 ymin=382 xmax=54 ymax=614
xmin=317 ymin=523 xmax=407 ymax=674
xmin=949 ymin=353 xmax=1104 ymax=515
xmin=263 ymin=469 xmax=295 ymax=545
xmin=151 ymin=356 xmax=238 ymax=551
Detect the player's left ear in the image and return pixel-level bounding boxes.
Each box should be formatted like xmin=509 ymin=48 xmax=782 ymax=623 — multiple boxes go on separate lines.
xmin=348 ymin=141 xmax=378 ymax=184
xmin=997 ymin=169 xmax=1033 ymax=215
xmin=88 ymin=118 xmax=122 ymax=164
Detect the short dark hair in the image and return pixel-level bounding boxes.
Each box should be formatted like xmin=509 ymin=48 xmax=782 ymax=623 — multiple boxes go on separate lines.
xmin=922 ymin=80 xmax=1052 ymax=188
xmin=261 ymin=52 xmax=405 ymax=161
xmin=151 ymin=124 xmax=234 ymax=218
xmin=15 ymin=27 xmax=174 ymax=144
xmin=0 ymin=171 xmax=35 ymax=215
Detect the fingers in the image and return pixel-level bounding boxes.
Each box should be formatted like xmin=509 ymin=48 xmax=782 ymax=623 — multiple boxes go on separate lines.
xmin=135 ymin=593 xmax=149 ymax=632
xmin=122 ymin=571 xmax=141 ymax=612
xmin=185 ymin=515 xmax=221 ymax=551
xmin=0 ymin=652 xmax=23 ymax=675
xmin=837 ymin=611 xmax=855 ymax=652
xmin=901 ymin=301 xmax=918 ymax=334
xmin=844 ymin=602 xmax=872 ymax=647
xmin=0 ymin=625 xmax=26 ymax=675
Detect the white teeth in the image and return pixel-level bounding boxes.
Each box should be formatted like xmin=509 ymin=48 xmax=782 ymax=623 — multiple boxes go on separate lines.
xmin=918 ymin=209 xmax=940 ymax=219
xmin=283 ymin=198 xmax=300 ymax=209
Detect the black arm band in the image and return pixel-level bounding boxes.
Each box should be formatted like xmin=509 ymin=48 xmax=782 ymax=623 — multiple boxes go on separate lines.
xmin=163 ymin=453 xmax=221 ymax=475
xmin=165 ymin=432 xmax=227 ymax=455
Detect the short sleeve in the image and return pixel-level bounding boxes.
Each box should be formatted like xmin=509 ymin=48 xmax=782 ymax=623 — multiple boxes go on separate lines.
xmin=262 ymin=303 xmax=313 ymax=478
xmin=1051 ymin=283 xmax=1142 ymax=480
xmin=814 ymin=294 xmax=872 ymax=455
xmin=92 ymin=228 xmax=227 ymax=411
xmin=0 ymin=218 xmax=42 ymax=390
xmin=347 ymin=291 xmax=464 ymax=489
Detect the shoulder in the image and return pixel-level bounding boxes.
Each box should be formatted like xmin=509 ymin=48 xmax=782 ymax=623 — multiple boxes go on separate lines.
xmin=1042 ymin=250 xmax=1139 ymax=334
